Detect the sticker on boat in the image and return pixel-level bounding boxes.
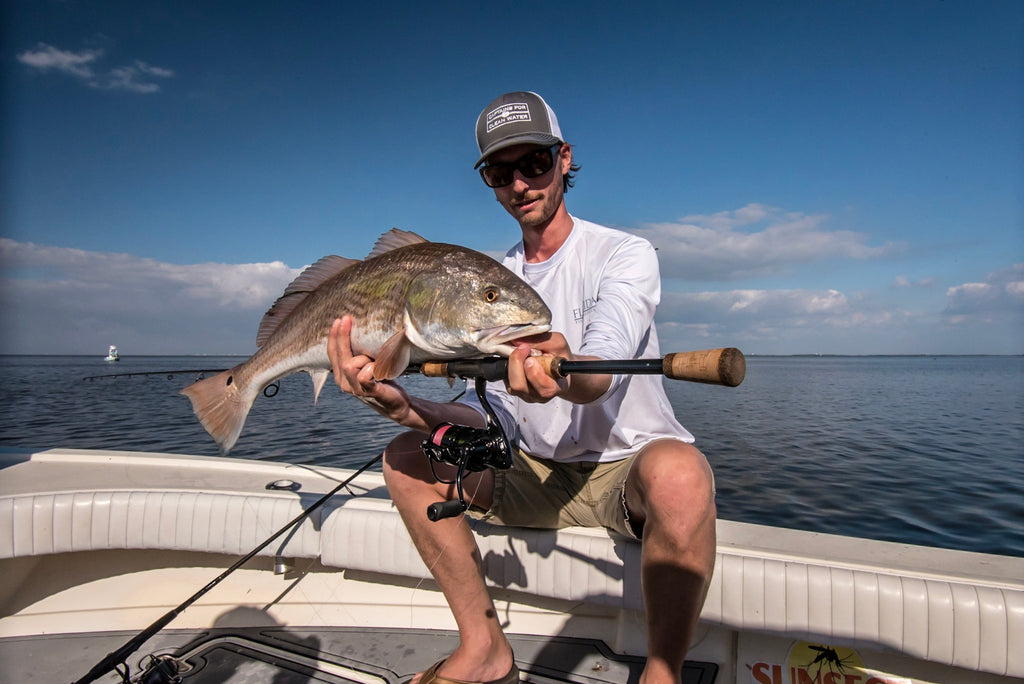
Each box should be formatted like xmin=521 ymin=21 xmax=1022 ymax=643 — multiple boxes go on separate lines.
xmin=749 ymin=640 xmax=911 ymax=684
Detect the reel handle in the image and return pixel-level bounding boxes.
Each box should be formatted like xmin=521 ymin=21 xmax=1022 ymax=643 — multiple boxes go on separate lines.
xmin=427 ymin=499 xmax=468 ymax=521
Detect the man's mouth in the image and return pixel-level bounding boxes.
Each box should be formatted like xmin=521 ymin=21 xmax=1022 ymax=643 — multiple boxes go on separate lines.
xmin=514 ymin=195 xmax=541 ymax=211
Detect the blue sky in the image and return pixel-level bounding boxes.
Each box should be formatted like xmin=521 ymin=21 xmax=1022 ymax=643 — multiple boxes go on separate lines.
xmin=2 ymin=1 xmax=1022 ymax=355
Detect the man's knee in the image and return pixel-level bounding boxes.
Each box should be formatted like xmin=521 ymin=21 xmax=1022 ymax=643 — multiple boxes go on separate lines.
xmin=628 ymin=440 xmax=715 ymax=518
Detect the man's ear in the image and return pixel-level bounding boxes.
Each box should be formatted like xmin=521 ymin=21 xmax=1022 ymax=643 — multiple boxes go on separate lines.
xmin=559 ymin=143 xmax=572 ymax=173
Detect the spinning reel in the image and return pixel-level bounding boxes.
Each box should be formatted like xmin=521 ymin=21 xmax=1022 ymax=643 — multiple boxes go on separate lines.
xmin=421 ymin=377 xmax=512 ymax=521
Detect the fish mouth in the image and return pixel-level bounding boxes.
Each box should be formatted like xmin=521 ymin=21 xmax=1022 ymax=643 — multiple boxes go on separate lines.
xmin=473 ymin=322 xmax=552 ymax=355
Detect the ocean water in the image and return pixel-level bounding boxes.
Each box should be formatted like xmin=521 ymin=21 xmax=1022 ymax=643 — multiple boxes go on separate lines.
xmin=1 ymin=354 xmax=1021 ymax=557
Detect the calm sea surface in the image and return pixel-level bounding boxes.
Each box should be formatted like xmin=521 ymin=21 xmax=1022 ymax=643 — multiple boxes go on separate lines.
xmin=1 ymin=355 xmax=1021 ymax=557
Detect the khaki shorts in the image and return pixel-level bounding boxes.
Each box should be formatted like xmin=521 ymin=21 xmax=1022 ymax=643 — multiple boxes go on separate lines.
xmin=470 ymin=448 xmax=641 ymax=539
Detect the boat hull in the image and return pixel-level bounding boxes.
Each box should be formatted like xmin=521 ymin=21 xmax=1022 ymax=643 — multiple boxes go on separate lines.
xmin=1 ymin=447 xmax=1021 ymax=683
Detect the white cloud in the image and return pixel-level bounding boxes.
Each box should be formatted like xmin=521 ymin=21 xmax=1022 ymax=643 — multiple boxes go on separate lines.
xmin=1 ymin=238 xmax=1019 ymax=356
xmin=16 ymin=43 xmax=174 ymax=93
xmin=0 ymin=239 xmax=301 ymax=354
xmin=15 ymin=44 xmax=101 ymax=78
xmin=893 ymin=275 xmax=938 ymax=288
xmin=944 ymin=263 xmax=1024 ymax=323
xmin=627 ymin=203 xmax=902 ymax=281
xmin=104 ymin=61 xmax=175 ymax=93
xmin=651 ymin=265 xmax=1023 ymax=355
xmin=660 ymin=288 xmax=852 ymax=323
xmin=654 ymin=287 xmax=923 ymax=354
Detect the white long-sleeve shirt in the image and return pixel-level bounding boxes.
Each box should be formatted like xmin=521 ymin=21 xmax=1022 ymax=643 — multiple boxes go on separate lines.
xmin=463 ymin=216 xmax=693 ymax=463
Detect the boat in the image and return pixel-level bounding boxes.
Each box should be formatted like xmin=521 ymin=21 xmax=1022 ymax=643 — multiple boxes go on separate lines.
xmin=104 ymin=345 xmax=120 ymax=362
xmin=1 ymin=446 xmax=1021 ymax=683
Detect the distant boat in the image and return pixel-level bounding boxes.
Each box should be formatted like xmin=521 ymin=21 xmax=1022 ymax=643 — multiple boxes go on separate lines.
xmin=104 ymin=345 xmax=120 ymax=362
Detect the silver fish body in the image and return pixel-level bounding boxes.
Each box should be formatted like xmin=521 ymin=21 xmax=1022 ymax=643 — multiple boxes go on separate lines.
xmin=182 ymin=229 xmax=551 ymax=453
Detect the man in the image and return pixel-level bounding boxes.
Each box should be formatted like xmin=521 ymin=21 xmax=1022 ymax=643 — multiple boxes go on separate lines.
xmin=328 ymin=91 xmax=716 ymax=684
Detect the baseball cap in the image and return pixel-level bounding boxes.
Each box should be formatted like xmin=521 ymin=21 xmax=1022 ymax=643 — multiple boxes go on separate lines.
xmin=474 ymin=91 xmax=564 ymax=168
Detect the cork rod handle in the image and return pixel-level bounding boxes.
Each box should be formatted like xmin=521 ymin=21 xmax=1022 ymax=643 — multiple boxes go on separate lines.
xmin=663 ymin=347 xmax=746 ymax=386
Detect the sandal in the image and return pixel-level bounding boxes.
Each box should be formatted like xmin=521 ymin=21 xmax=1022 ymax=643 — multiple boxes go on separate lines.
xmin=417 ymin=658 xmax=520 ymax=684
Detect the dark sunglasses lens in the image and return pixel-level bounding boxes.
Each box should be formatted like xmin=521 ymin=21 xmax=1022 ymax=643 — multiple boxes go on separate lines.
xmin=519 ymin=148 xmax=555 ymax=178
xmin=480 ymin=165 xmax=513 ymax=188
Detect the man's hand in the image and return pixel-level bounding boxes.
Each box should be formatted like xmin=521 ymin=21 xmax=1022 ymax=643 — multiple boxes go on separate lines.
xmin=328 ymin=316 xmax=409 ymax=417
xmin=505 ymin=332 xmax=611 ymax=404
xmin=328 ymin=316 xmax=487 ymax=433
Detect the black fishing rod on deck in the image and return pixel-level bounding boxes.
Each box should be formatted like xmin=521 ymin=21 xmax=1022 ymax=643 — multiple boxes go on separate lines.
xmin=71 ymin=453 xmax=383 ymax=684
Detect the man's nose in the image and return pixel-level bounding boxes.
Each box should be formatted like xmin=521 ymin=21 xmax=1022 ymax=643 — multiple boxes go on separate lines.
xmin=510 ymin=171 xmax=531 ymax=191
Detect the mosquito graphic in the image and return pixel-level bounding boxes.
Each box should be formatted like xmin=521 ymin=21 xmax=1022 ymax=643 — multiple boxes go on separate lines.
xmin=805 ymin=644 xmax=855 ymax=680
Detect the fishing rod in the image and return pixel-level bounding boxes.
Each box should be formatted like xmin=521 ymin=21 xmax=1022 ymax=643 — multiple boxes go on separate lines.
xmin=410 ymin=347 xmax=747 ymax=387
xmin=71 ymin=452 xmax=384 ymax=684
xmin=82 ymin=348 xmax=746 ymax=388
xmin=82 ymin=369 xmax=283 ymax=397
xmin=82 ymin=369 xmax=227 ymax=381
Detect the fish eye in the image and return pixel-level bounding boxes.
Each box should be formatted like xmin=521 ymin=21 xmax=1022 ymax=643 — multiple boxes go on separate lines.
xmin=483 ymin=288 xmax=500 ymax=303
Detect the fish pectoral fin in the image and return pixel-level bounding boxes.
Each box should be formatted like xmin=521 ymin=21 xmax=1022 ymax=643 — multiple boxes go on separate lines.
xmin=373 ymin=328 xmax=412 ymax=380
xmin=310 ymin=368 xmax=330 ymax=404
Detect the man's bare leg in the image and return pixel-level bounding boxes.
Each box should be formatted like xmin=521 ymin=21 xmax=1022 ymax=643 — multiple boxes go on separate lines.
xmin=383 ymin=431 xmax=515 ymax=683
xmin=626 ymin=440 xmax=717 ymax=684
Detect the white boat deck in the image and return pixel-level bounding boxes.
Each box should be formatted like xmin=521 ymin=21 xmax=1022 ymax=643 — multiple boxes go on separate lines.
xmin=1 ymin=447 xmax=1022 ymax=683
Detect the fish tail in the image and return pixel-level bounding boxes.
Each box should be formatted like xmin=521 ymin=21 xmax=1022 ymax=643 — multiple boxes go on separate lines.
xmin=180 ymin=368 xmax=257 ymax=454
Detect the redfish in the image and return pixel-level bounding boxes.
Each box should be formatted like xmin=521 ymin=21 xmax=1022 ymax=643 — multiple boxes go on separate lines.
xmin=182 ymin=229 xmax=551 ymax=453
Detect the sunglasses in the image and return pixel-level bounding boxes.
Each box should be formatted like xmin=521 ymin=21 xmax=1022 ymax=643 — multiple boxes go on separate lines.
xmin=479 ymin=144 xmax=562 ymax=188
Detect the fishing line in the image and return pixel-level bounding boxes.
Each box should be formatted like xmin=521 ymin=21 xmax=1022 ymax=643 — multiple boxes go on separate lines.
xmin=365 ymin=436 xmax=484 ymax=628
xmin=71 ymin=450 xmax=384 ymax=684
xmin=405 ymin=379 xmax=513 ymax=628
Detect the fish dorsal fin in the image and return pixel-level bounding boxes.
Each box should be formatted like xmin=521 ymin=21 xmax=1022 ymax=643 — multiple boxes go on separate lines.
xmin=256 ymin=255 xmax=358 ymax=347
xmin=366 ymin=228 xmax=428 ymax=259
xmin=282 ymin=255 xmax=358 ymax=297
